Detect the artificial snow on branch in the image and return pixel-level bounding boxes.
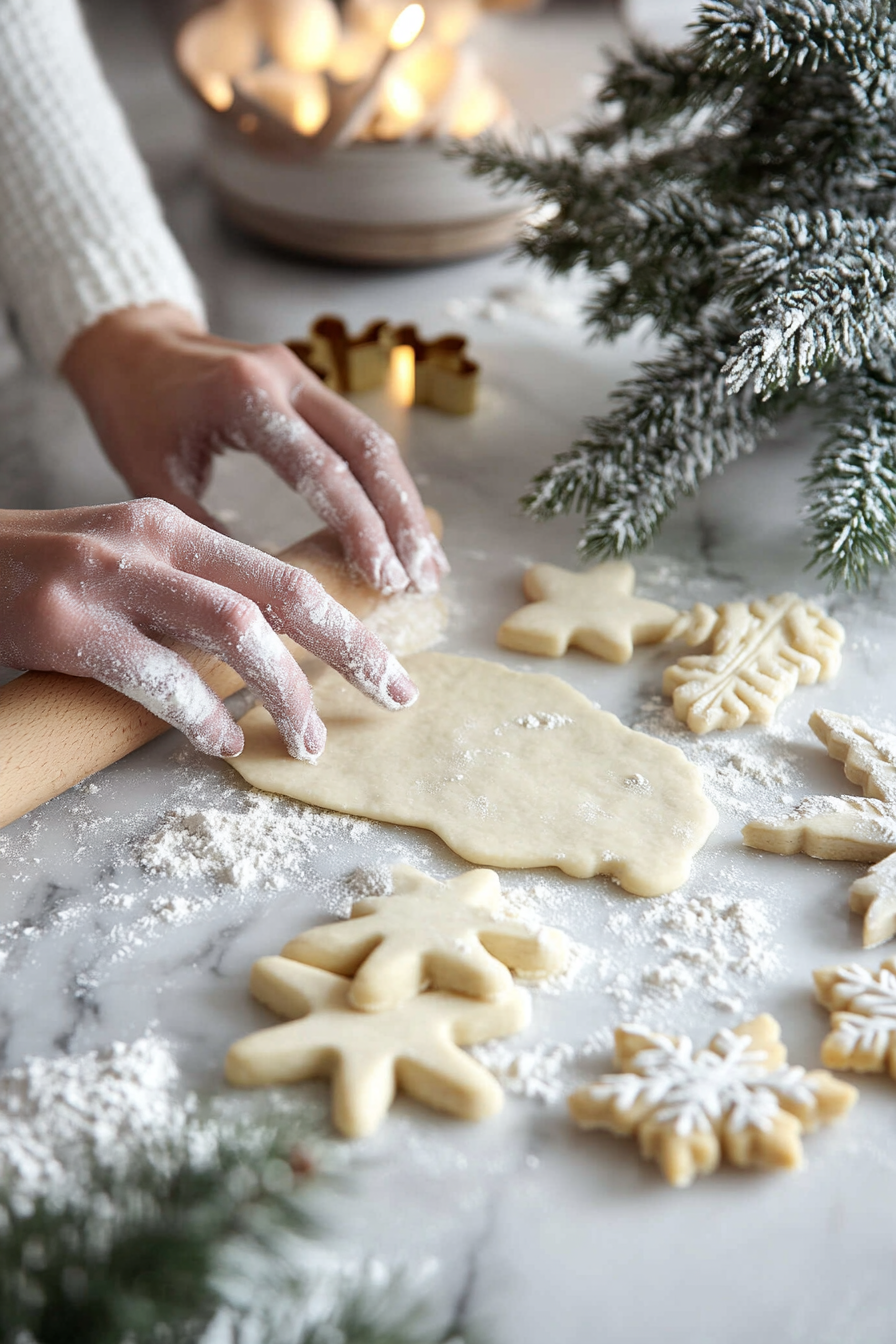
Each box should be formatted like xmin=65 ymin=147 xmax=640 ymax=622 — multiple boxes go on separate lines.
xmin=460 ymin=0 xmax=896 ymax=586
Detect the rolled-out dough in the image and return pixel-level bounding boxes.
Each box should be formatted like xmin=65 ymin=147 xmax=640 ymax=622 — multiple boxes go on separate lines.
xmin=229 ymin=653 xmax=718 ymax=897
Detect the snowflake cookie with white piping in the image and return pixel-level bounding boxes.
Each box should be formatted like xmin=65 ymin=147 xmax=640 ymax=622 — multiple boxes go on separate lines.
xmin=744 ymin=710 xmax=896 ymax=947
xmin=281 ymin=863 xmax=568 ymax=1012
xmin=568 ymin=1014 xmax=856 ymax=1188
xmin=814 ymin=958 xmax=896 ymax=1078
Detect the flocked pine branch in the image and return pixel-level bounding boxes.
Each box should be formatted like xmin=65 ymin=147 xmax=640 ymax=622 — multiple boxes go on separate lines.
xmin=459 ymin=0 xmax=896 ymax=587
xmin=806 ymin=365 xmax=896 ymax=585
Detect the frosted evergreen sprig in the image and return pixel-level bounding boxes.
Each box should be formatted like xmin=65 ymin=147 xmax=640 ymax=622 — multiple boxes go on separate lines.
xmin=459 ymin=0 xmax=896 ymax=586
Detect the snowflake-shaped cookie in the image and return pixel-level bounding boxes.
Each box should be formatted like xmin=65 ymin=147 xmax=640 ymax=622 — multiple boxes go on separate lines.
xmin=814 ymin=958 xmax=896 ymax=1078
xmin=225 ymin=957 xmax=530 ymax=1137
xmin=568 ymin=1014 xmax=855 ymax=1187
xmin=281 ymin=864 xmax=568 ymax=1012
xmin=744 ymin=711 xmax=896 ymax=946
xmin=497 ymin=562 xmax=679 ymax=664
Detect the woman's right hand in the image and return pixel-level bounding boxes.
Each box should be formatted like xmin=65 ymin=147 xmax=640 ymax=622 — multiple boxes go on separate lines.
xmin=0 ymin=499 xmax=418 ymax=759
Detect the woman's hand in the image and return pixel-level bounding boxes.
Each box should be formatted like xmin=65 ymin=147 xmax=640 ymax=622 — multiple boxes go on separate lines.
xmin=0 ymin=501 xmax=418 ymax=759
xmin=61 ymin=303 xmax=448 ymax=596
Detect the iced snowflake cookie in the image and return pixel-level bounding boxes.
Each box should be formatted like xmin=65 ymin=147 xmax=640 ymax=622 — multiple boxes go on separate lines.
xmin=497 ymin=562 xmax=680 ymax=663
xmin=663 ymin=594 xmax=844 ymax=734
xmin=568 ymin=1014 xmax=856 ymax=1188
xmin=814 ymin=958 xmax=896 ymax=1078
xmin=744 ymin=711 xmax=896 ymax=947
xmin=282 ymin=864 xmax=568 ymax=1012
xmin=225 ymin=957 xmax=530 ymax=1137
xmin=230 ymin=653 xmax=718 ymax=897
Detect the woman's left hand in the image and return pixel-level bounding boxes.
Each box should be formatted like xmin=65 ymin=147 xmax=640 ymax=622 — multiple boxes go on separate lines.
xmin=61 ymin=302 xmax=448 ymax=596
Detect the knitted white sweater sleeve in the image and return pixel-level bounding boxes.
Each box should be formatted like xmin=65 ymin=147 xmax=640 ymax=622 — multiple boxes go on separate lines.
xmin=0 ymin=0 xmax=207 ymax=371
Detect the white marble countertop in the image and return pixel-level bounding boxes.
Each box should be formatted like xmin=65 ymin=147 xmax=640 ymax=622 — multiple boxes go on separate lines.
xmin=3 ymin=5 xmax=896 ymax=1341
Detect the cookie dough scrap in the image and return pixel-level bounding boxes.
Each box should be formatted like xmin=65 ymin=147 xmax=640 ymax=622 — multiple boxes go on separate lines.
xmin=568 ymin=1014 xmax=856 ymax=1188
xmin=663 ymin=593 xmax=844 ymax=734
xmin=744 ymin=711 xmax=896 ymax=947
xmin=230 ymin=653 xmax=719 ymax=897
xmin=497 ymin=561 xmax=679 ymax=663
xmin=225 ymin=956 xmax=530 ymax=1137
xmin=282 ymin=863 xmax=568 ymax=1012
xmin=814 ymin=958 xmax=896 ymax=1078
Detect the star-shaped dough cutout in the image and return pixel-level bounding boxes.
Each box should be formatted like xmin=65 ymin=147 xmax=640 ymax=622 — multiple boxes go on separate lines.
xmin=225 ymin=957 xmax=530 ymax=1137
xmin=497 ymin=562 xmax=679 ymax=663
xmin=281 ymin=864 xmax=569 ymax=1012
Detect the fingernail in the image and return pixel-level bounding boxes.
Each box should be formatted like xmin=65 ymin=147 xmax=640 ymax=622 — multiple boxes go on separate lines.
xmin=221 ymin=725 xmax=244 ymax=757
xmin=382 ymin=554 xmax=410 ymax=595
xmin=432 ymin=538 xmax=450 ymax=574
xmin=388 ymin=671 xmax=418 ymax=707
xmin=304 ymin=710 xmax=327 ymax=758
xmin=412 ymin=558 xmax=441 ymax=596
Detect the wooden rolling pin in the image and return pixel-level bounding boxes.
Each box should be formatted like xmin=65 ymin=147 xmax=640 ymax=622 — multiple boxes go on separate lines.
xmin=0 ymin=510 xmax=442 ymax=829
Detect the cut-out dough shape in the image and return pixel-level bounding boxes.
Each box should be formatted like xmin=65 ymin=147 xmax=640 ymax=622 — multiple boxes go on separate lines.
xmin=744 ymin=710 xmax=896 ymax=947
xmin=662 ymin=593 xmax=844 ymax=733
xmin=281 ymin=863 xmax=568 ymax=1012
xmin=814 ymin=957 xmax=896 ymax=1078
xmin=225 ymin=956 xmax=530 ymax=1137
xmin=229 ymin=653 xmax=719 ymax=897
xmin=568 ymin=1014 xmax=856 ymax=1188
xmin=497 ymin=562 xmax=679 ymax=663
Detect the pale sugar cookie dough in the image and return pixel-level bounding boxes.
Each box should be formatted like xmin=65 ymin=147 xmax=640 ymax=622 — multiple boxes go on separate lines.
xmin=226 ymin=956 xmax=530 ymax=1137
xmin=228 ymin=653 xmax=718 ymax=897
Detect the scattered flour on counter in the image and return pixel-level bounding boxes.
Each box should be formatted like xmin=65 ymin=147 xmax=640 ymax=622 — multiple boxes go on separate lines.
xmin=600 ymin=883 xmax=782 ymax=1018
xmin=469 ymin=1040 xmax=577 ymax=1104
xmin=633 ymin=694 xmax=799 ymax=817
xmin=135 ymin=791 xmax=370 ymax=890
xmin=0 ymin=1033 xmax=197 ymax=1214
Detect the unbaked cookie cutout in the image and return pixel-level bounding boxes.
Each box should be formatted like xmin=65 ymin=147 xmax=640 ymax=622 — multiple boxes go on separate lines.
xmin=281 ymin=862 xmax=568 ymax=1012
xmin=225 ymin=956 xmax=530 ymax=1137
xmin=497 ymin=561 xmax=679 ymax=663
xmin=568 ymin=1014 xmax=856 ymax=1187
xmin=744 ymin=710 xmax=896 ymax=947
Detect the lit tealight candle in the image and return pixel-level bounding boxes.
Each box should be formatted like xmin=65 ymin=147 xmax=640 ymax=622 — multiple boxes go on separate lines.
xmin=389 ymin=344 xmax=417 ymax=408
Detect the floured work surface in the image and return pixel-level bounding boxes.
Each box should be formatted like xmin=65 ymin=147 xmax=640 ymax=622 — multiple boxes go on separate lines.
xmin=230 ymin=653 xmax=718 ymax=897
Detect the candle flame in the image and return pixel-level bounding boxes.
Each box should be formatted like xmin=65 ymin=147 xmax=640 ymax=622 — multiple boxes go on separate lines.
xmin=389 ymin=344 xmax=416 ymax=407
xmin=388 ymin=4 xmax=425 ymax=50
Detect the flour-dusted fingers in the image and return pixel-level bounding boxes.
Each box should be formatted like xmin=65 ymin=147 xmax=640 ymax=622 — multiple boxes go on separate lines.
xmin=123 ymin=565 xmax=326 ymax=761
xmin=56 ymin=613 xmax=244 ymax=757
xmin=291 ymin=373 xmax=449 ymax=595
xmin=225 ymin=384 xmax=412 ymax=596
xmin=168 ymin=528 xmax=418 ymax=711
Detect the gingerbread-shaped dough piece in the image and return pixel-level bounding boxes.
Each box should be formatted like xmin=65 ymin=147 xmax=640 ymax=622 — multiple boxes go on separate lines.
xmin=282 ymin=863 xmax=568 ymax=1012
xmin=498 ymin=562 xmax=679 ymax=663
xmin=229 ymin=653 xmax=719 ymax=897
xmin=226 ymin=957 xmax=530 ymax=1137
xmin=568 ymin=1014 xmax=856 ymax=1188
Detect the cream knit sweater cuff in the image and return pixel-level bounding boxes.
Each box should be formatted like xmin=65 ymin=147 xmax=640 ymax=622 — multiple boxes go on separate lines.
xmin=0 ymin=0 xmax=207 ymax=371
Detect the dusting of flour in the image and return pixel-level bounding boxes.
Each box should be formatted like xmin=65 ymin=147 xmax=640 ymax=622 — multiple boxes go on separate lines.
xmin=135 ymin=791 xmax=369 ymax=889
